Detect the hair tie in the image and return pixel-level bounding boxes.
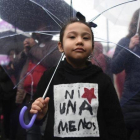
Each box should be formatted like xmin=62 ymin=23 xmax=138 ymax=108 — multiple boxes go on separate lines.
xmin=76 ymin=12 xmax=97 ymax=28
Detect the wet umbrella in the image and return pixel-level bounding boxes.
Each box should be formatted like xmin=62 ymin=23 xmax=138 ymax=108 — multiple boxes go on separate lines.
xmin=90 ymin=1 xmax=140 ymax=134
xmin=0 ymin=31 xmax=27 ymax=55
xmin=0 ymin=0 xmax=74 ymax=32
xmin=0 ymin=0 xmax=78 ymax=129
xmin=66 ymin=0 xmax=140 ymax=101
xmin=0 ymin=0 xmax=140 ymax=131
xmin=19 ymin=0 xmax=138 ymax=129
xmin=93 ymin=0 xmax=139 ymax=26
xmin=0 ymin=0 xmax=139 ymax=89
xmin=92 ymin=0 xmax=140 ymax=43
xmin=0 ymin=0 xmax=76 ymax=83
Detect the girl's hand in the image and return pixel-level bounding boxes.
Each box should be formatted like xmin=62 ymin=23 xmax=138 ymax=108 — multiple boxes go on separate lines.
xmin=30 ymin=97 xmax=50 ymax=120
xmin=129 ymin=35 xmax=139 ymax=49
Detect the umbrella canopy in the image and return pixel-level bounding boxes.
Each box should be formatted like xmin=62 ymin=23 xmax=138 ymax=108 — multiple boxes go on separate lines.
xmin=92 ymin=0 xmax=140 ymax=42
xmin=64 ymin=0 xmax=140 ymax=103
xmin=0 ymin=0 xmax=77 ymax=92
xmin=93 ymin=0 xmax=139 ymax=26
xmin=90 ymin=1 xmax=140 ymax=132
xmin=0 ymin=31 xmax=27 ymax=54
xmin=0 ymin=0 xmax=140 ymax=103
xmin=0 ymin=0 xmax=74 ymax=32
xmin=0 ymin=0 xmax=140 ymax=137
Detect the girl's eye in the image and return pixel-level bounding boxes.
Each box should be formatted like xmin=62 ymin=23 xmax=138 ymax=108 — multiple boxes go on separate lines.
xmin=69 ymin=36 xmax=75 ymax=39
xmin=83 ymin=37 xmax=89 ymax=40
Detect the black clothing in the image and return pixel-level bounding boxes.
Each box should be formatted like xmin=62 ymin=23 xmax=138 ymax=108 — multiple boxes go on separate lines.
xmin=0 ymin=66 xmax=16 ymax=100
xmin=34 ymin=60 xmax=127 ymax=140
xmin=0 ymin=66 xmax=17 ymax=139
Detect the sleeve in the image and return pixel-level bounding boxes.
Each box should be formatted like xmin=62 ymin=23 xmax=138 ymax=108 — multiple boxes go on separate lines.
xmin=111 ymin=38 xmax=132 ymax=74
xmin=101 ymin=77 xmax=127 ymax=140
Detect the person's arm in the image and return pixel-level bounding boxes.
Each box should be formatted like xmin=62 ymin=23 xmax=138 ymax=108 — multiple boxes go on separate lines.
xmin=111 ymin=38 xmax=132 ymax=74
xmin=111 ymin=36 xmax=139 ymax=74
xmin=29 ymin=41 xmax=61 ymax=69
xmin=101 ymin=77 xmax=127 ymax=140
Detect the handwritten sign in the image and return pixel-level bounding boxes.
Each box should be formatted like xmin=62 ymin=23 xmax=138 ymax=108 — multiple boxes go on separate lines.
xmin=54 ymin=83 xmax=99 ymax=138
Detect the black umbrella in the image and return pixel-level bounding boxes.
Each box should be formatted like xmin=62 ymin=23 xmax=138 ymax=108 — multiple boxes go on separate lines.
xmin=0 ymin=31 xmax=27 ymax=54
xmin=0 ymin=0 xmax=75 ymax=32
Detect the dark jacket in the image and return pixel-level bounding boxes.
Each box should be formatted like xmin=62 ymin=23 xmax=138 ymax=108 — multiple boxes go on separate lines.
xmin=34 ymin=59 xmax=127 ymax=140
xmin=0 ymin=66 xmax=16 ymax=100
xmin=111 ymin=37 xmax=140 ymax=129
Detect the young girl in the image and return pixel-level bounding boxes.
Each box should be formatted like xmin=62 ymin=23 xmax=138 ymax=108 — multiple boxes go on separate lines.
xmin=30 ymin=19 xmax=127 ymax=140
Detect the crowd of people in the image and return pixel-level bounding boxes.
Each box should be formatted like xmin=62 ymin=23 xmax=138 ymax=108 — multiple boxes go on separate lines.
xmin=0 ymin=8 xmax=140 ymax=140
xmin=0 ymin=25 xmax=61 ymax=140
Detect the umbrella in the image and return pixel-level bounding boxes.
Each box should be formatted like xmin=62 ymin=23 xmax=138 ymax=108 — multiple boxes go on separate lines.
xmin=90 ymin=1 xmax=140 ymax=136
xmin=92 ymin=0 xmax=140 ymax=43
xmin=0 ymin=31 xmax=27 ymax=55
xmin=93 ymin=0 xmax=139 ymax=26
xmin=0 ymin=0 xmax=74 ymax=32
xmin=0 ymin=0 xmax=77 ymax=132
xmin=0 ymin=0 xmax=77 ymax=85
xmin=18 ymin=0 xmax=133 ymax=129
xmin=66 ymin=0 xmax=140 ymax=108
xmin=0 ymin=0 xmax=140 ymax=134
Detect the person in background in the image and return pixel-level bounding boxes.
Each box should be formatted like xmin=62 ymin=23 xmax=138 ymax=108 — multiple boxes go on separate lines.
xmin=90 ymin=41 xmax=113 ymax=81
xmin=0 ymin=65 xmax=17 ymax=140
xmin=6 ymin=49 xmax=18 ymax=84
xmin=13 ymin=30 xmax=61 ymax=139
xmin=111 ymin=8 xmax=140 ymax=140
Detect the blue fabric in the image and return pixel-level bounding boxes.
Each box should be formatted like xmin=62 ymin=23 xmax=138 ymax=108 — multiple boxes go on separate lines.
xmin=111 ymin=37 xmax=140 ymax=129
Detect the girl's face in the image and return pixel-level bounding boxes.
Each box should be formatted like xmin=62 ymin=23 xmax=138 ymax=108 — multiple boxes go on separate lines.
xmin=58 ymin=22 xmax=93 ymax=68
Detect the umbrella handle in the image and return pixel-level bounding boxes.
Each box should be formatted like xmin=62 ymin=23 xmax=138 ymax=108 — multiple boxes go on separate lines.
xmin=19 ymin=106 xmax=37 ymax=129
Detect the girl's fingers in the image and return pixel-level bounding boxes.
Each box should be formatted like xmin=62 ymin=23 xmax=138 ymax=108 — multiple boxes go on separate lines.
xmin=30 ymin=97 xmax=50 ymax=114
xmin=32 ymin=104 xmax=43 ymax=111
xmin=30 ymin=109 xmax=38 ymax=114
xmin=32 ymin=100 xmax=44 ymax=109
xmin=30 ymin=104 xmax=42 ymax=114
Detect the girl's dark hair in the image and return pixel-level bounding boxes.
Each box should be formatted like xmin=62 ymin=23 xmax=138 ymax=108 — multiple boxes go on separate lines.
xmin=127 ymin=8 xmax=140 ymax=38
xmin=59 ymin=18 xmax=94 ymax=48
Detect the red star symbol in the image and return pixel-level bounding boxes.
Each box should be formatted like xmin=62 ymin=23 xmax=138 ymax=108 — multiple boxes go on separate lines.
xmin=82 ymin=88 xmax=96 ymax=104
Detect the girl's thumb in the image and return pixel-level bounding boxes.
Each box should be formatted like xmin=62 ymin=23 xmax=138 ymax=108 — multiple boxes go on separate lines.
xmin=44 ymin=97 xmax=50 ymax=104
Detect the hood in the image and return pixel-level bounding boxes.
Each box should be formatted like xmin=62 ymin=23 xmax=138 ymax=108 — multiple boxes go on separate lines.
xmin=57 ymin=59 xmax=103 ymax=83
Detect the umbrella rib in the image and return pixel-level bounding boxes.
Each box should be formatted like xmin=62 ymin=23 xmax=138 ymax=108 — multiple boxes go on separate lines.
xmin=95 ymin=37 xmax=140 ymax=59
xmin=42 ymin=10 xmax=62 ymax=28
xmin=13 ymin=45 xmax=58 ymax=89
xmin=89 ymin=0 xmax=137 ymax=22
xmin=0 ymin=31 xmax=60 ymax=40
xmin=29 ymin=0 xmax=63 ymax=28
xmin=42 ymin=53 xmax=64 ymax=99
